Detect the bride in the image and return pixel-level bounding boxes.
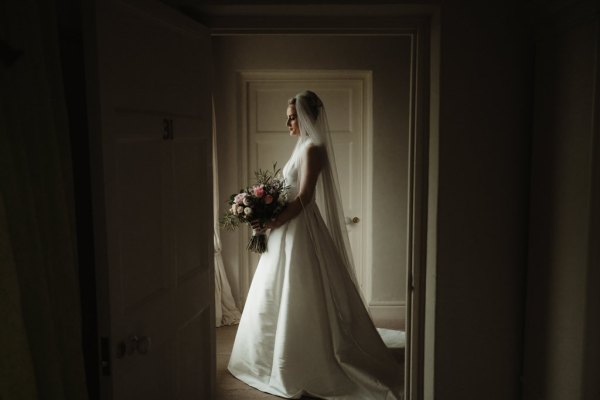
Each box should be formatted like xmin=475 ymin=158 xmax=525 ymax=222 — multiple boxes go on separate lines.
xmin=228 ymin=90 xmax=403 ymax=399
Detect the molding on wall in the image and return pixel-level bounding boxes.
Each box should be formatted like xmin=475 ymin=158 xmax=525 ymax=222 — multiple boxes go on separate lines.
xmin=236 ymin=71 xmax=250 ymax=306
xmin=207 ymin=17 xmax=426 ymax=36
xmin=370 ymin=300 xmax=407 ymax=306
xmin=162 ymin=1 xmax=439 ymax=34
xmin=370 ymin=304 xmax=407 ymax=330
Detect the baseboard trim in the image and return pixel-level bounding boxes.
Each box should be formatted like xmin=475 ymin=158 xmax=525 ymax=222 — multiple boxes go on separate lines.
xmin=369 ymin=304 xmax=406 ymax=330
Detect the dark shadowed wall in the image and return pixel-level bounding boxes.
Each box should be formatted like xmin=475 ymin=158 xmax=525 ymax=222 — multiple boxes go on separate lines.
xmin=523 ymin=2 xmax=600 ymax=400
xmin=431 ymin=1 xmax=532 ymax=398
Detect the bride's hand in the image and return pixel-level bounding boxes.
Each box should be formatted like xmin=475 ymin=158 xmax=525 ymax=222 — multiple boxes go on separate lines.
xmin=250 ymin=220 xmax=263 ymax=232
xmin=251 ymin=218 xmax=278 ymax=232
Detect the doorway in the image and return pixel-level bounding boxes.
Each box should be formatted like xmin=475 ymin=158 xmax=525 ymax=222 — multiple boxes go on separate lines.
xmin=214 ymin=33 xmax=412 ymax=325
xmin=210 ymin=19 xmax=431 ymax=399
xmin=84 ymin=1 xmax=436 ymax=399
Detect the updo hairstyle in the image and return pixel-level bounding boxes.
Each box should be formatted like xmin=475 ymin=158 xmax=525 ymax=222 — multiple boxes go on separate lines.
xmin=288 ymin=90 xmax=323 ymax=121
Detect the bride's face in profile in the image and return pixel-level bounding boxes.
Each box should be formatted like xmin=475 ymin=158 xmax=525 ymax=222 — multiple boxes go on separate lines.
xmin=286 ymin=105 xmax=300 ymax=137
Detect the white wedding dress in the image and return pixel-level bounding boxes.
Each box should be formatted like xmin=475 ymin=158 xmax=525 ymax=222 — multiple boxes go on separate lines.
xmin=228 ymin=144 xmax=403 ymax=400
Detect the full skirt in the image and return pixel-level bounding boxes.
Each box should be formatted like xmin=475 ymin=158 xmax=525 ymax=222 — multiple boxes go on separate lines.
xmin=228 ymin=203 xmax=403 ymax=399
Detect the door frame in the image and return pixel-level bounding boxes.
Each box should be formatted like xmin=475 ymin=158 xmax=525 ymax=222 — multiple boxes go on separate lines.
xmin=204 ymin=5 xmax=440 ymax=400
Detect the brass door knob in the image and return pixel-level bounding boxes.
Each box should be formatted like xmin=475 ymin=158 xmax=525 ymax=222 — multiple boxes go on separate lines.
xmin=352 ymin=217 xmax=360 ymax=224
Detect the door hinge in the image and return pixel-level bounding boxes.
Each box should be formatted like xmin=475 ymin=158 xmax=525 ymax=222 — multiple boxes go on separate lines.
xmin=100 ymin=336 xmax=111 ymax=376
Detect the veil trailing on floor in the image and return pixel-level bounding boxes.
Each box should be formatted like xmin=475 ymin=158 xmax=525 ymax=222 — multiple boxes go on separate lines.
xmin=289 ymin=91 xmax=365 ymax=304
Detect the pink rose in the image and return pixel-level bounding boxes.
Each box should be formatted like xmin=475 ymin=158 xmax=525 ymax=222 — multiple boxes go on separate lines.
xmin=234 ymin=193 xmax=247 ymax=205
xmin=253 ymin=185 xmax=265 ymax=198
xmin=264 ymin=194 xmax=273 ymax=204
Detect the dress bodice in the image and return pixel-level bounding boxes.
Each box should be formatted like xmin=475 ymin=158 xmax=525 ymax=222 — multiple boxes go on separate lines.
xmin=282 ymin=141 xmax=308 ymax=200
xmin=282 ymin=163 xmax=299 ymax=199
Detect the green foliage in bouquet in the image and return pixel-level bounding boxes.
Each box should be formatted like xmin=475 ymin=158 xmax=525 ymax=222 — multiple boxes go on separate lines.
xmin=219 ymin=163 xmax=290 ymax=253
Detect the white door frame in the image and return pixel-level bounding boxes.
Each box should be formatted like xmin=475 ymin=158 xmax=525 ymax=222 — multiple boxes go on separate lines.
xmin=207 ymin=6 xmax=440 ymax=400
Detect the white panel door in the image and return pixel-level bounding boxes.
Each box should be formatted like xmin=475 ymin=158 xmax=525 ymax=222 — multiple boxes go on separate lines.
xmin=242 ymin=74 xmax=369 ymax=296
xmin=88 ymin=0 xmax=214 ymax=398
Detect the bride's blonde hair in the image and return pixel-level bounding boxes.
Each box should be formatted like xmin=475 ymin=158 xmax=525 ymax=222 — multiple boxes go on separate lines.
xmin=288 ymin=90 xmax=323 ymax=121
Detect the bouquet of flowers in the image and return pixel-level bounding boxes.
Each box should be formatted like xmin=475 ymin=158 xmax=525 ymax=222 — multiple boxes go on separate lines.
xmin=220 ymin=164 xmax=289 ymax=253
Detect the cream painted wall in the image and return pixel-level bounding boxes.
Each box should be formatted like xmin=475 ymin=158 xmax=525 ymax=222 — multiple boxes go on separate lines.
xmin=212 ymin=35 xmax=412 ymax=322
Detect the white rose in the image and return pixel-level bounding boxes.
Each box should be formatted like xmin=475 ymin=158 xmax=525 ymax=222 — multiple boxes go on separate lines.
xmin=236 ymin=206 xmax=244 ymax=214
xmin=244 ymin=207 xmax=252 ymax=216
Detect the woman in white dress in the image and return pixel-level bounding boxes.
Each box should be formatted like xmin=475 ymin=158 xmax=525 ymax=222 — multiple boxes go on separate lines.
xmin=228 ymin=91 xmax=403 ymax=400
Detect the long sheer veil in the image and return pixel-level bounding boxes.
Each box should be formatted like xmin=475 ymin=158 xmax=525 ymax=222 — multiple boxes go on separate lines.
xmin=290 ymin=91 xmax=365 ymax=303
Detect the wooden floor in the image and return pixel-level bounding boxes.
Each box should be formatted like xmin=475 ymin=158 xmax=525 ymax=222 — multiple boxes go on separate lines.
xmin=215 ymin=325 xmax=404 ymax=400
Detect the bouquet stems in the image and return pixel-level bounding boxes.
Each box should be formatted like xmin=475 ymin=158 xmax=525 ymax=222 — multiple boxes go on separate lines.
xmin=247 ymin=230 xmax=267 ymax=253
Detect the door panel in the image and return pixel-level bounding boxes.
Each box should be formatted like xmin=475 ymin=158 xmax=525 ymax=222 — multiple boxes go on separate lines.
xmin=88 ymin=0 xmax=214 ymax=398
xmin=172 ymin=134 xmax=210 ymax=278
xmin=177 ymin=307 xmax=212 ymax=399
xmin=116 ymin=134 xmax=168 ymax=310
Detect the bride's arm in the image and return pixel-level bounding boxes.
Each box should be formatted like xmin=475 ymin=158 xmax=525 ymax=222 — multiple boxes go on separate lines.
xmin=267 ymin=145 xmax=324 ymax=229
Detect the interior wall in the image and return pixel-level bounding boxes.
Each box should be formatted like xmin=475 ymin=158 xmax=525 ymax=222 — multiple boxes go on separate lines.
xmin=523 ymin=3 xmax=600 ymax=399
xmin=432 ymin=1 xmax=532 ymax=398
xmin=212 ymin=35 xmax=412 ymax=322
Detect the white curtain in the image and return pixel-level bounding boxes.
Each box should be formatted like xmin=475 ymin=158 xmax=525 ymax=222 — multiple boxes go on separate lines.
xmin=213 ymin=99 xmax=241 ymax=327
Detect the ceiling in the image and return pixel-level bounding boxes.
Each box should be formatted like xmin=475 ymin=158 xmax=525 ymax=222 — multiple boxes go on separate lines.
xmin=159 ymin=0 xmax=438 ymax=31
